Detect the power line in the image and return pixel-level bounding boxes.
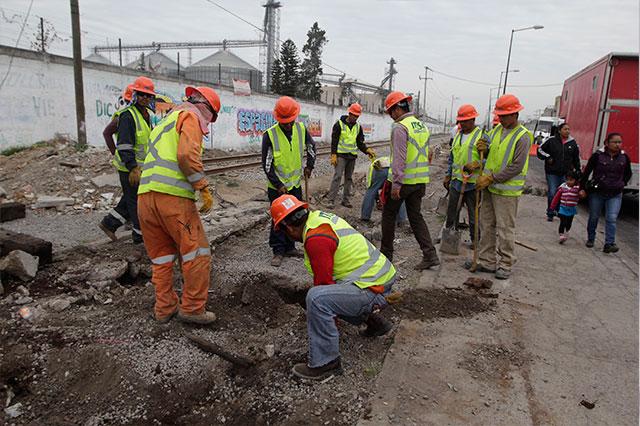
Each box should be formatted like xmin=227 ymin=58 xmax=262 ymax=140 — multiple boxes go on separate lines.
xmin=428 ymin=66 xmax=562 ymax=88
xmin=202 ymin=0 xmax=264 ymax=33
xmin=0 ymin=0 xmax=34 ymax=92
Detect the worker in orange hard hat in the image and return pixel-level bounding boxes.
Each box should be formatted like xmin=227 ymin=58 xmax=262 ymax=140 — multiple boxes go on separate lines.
xmin=443 ymin=104 xmax=489 ymax=247
xmin=269 ymin=194 xmax=397 ymax=380
xmin=137 ymin=85 xmax=221 ymax=325
xmin=262 ymin=96 xmax=317 ymax=267
xmin=465 ymin=94 xmax=533 ymax=280
xmin=381 ymin=91 xmax=439 ymax=270
xmin=326 ymin=103 xmax=376 ymax=209
xmin=99 ymin=76 xmax=156 ymax=245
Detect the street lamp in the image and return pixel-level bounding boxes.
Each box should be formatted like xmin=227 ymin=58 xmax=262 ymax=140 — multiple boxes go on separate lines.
xmin=498 ymin=69 xmax=519 ymax=95
xmin=503 ymin=25 xmax=543 ymax=94
xmin=486 ymin=86 xmax=501 ymax=129
xmin=449 ymin=95 xmax=459 ymax=128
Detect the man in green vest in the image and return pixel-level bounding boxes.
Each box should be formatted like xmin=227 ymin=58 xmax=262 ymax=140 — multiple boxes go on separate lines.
xmin=443 ymin=104 xmax=488 ymax=246
xmin=326 ymin=103 xmax=376 ymax=209
xmin=270 ymin=194 xmax=396 ymax=380
xmin=381 ymin=91 xmax=440 ymax=270
xmin=261 ymin=96 xmax=317 ymax=267
xmin=99 ymin=76 xmax=156 ymax=244
xmin=467 ymin=94 xmax=533 ymax=280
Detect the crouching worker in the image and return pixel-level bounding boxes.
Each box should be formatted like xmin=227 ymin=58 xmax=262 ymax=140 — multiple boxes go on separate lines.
xmin=270 ymin=194 xmax=396 ymax=380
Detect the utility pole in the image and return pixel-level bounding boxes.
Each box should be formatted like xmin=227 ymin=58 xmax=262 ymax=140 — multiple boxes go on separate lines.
xmin=449 ymin=95 xmax=458 ymax=128
xmin=40 ymin=17 xmax=45 ymax=52
xmin=118 ymin=38 xmax=122 ymax=67
xmin=70 ymin=0 xmax=86 ymax=149
xmin=419 ymin=66 xmax=432 ymax=117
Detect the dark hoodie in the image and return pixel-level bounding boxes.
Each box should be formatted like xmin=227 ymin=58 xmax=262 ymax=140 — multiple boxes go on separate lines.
xmin=537 ymin=135 xmax=581 ymax=176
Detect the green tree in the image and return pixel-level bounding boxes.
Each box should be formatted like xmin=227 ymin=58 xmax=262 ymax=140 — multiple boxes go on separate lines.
xmin=270 ymin=57 xmax=283 ymax=94
xmin=278 ymin=39 xmax=300 ymax=97
xmin=299 ymin=22 xmax=328 ymax=101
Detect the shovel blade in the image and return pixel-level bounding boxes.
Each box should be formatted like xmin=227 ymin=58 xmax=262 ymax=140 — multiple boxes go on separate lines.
xmin=440 ymin=227 xmax=461 ymax=254
xmin=436 ymin=196 xmax=448 ymax=216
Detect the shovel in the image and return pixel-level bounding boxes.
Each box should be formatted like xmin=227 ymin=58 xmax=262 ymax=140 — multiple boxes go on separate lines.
xmin=435 ymin=189 xmax=449 ymax=216
xmin=304 ymin=175 xmax=310 ymax=204
xmin=440 ymin=174 xmax=469 ymax=255
xmin=470 ymin=150 xmax=485 ymax=272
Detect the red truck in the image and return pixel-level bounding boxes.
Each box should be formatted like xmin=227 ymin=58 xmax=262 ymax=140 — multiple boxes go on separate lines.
xmin=558 ymin=52 xmax=639 ymax=193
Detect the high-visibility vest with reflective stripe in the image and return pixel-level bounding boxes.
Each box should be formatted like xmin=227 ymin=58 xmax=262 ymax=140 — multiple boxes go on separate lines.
xmin=112 ymin=105 xmax=151 ymax=172
xmin=451 ymin=127 xmax=484 ymax=184
xmin=485 ymin=124 xmax=533 ymax=196
xmin=138 ymin=110 xmax=203 ymax=200
xmin=266 ymin=122 xmax=306 ymax=190
xmin=303 ymin=210 xmax=396 ymax=289
xmin=337 ymin=120 xmax=360 ymax=155
xmin=367 ymin=156 xmax=389 ymax=188
xmin=388 ymin=115 xmax=430 ymax=184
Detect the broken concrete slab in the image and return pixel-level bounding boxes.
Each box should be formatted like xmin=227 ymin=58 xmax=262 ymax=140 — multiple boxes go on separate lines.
xmin=87 ymin=260 xmax=128 ymax=282
xmin=0 ymin=250 xmax=39 ymax=281
xmin=0 ymin=229 xmax=53 ymax=264
xmin=49 ymin=298 xmax=71 ymax=312
xmin=0 ymin=202 xmax=26 ymax=222
xmin=33 ymin=195 xmax=74 ymax=209
xmin=91 ymin=173 xmax=120 ymax=188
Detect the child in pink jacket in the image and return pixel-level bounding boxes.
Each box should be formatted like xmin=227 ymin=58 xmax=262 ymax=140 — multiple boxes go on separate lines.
xmin=550 ymin=170 xmax=581 ymax=243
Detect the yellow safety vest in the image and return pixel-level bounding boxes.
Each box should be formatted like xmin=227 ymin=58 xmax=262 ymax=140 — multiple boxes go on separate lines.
xmin=112 ymin=105 xmax=151 ymax=172
xmin=485 ymin=124 xmax=532 ymax=196
xmin=266 ymin=122 xmax=306 ymax=190
xmin=388 ymin=115 xmax=430 ymax=184
xmin=303 ymin=210 xmax=396 ymax=289
xmin=337 ymin=120 xmax=360 ymax=155
xmin=451 ymin=127 xmax=484 ymax=184
xmin=138 ymin=110 xmax=205 ymax=200
xmin=367 ymin=156 xmax=389 ymax=188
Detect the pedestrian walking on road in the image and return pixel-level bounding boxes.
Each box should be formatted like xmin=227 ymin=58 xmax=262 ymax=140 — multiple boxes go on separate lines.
xmin=467 ymin=94 xmax=533 ymax=280
xmin=443 ymin=104 xmax=487 ymax=246
xmin=262 ymin=96 xmax=317 ymax=267
xmin=537 ymin=123 xmax=581 ymax=221
xmin=99 ymin=77 xmax=155 ymax=244
xmin=580 ymin=133 xmax=632 ymax=253
xmin=380 ymin=91 xmax=440 ymax=270
xmin=549 ymin=170 xmax=581 ymax=244
xmin=137 ymin=86 xmax=220 ymax=325
xmin=360 ymin=156 xmax=407 ymax=225
xmin=326 ymin=103 xmax=376 ymax=209
xmin=270 ymin=195 xmax=396 ymax=380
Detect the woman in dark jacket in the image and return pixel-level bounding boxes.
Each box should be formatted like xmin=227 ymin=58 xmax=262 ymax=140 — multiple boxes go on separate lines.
xmin=537 ymin=123 xmax=581 ymax=220
xmin=579 ymin=133 xmax=632 ymax=253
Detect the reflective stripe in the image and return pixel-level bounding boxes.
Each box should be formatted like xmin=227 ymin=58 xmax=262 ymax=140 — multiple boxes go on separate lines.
xmin=294 ymin=123 xmax=304 ymax=164
xmin=143 ymin=122 xmax=181 ymax=172
xmin=132 ymin=228 xmax=142 ymax=235
xmin=356 ymin=255 xmax=393 ymax=284
xmin=498 ymin=128 xmax=528 ymax=173
xmin=151 ymin=254 xmax=176 ymax=265
xmin=405 ymin=171 xmax=430 ymax=179
xmin=466 ymin=129 xmax=482 ymax=164
xmin=331 ymin=214 xmax=340 ymax=224
xmin=117 ymin=144 xmax=134 ymax=151
xmin=269 ymin=128 xmax=280 ymax=151
xmin=341 ymin=243 xmax=380 ymax=283
xmin=108 ymin=209 xmax=126 ymax=224
xmin=182 ymin=247 xmax=211 ymax=262
xmin=335 ymin=228 xmax=359 ymax=237
xmin=140 ymin=174 xmax=194 ymax=193
xmin=187 ymin=172 xmax=205 ymax=183
xmin=337 ymin=121 xmax=359 ymax=154
xmin=492 ymin=182 xmax=525 ymax=191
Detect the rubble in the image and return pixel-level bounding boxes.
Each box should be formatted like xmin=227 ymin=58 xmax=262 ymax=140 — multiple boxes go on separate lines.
xmin=49 ymin=298 xmax=72 ymax=312
xmin=91 ymin=173 xmax=120 ymax=188
xmin=33 ymin=195 xmax=75 ymax=209
xmin=0 ymin=201 xmax=26 ymax=222
xmin=5 ymin=402 xmax=24 ymax=418
xmin=88 ymin=260 xmax=128 ymax=282
xmin=0 ymin=250 xmax=39 ymax=281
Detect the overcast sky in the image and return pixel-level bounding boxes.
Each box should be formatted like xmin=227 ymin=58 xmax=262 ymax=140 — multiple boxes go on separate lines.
xmin=2 ymin=0 xmax=638 ymax=123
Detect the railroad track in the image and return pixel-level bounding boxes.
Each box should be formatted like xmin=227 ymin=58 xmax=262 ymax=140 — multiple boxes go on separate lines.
xmin=203 ymin=140 xmax=391 ymax=175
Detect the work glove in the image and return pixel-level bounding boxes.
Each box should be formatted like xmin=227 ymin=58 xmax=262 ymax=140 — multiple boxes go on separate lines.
xmin=443 ymin=175 xmax=451 ymax=190
xmin=304 ymin=167 xmax=312 ymax=179
xmin=391 ymin=186 xmax=401 ymax=201
xmin=277 ymin=185 xmax=288 ymax=195
xmin=463 ymin=160 xmax=482 ymax=173
xmin=128 ymin=166 xmax=142 ymax=186
xmin=199 ymin=186 xmax=214 ymax=214
xmin=365 ymin=148 xmax=376 ymax=160
xmin=330 ymin=154 xmax=338 ymax=167
xmin=475 ymin=174 xmax=494 ymax=190
xmin=475 ymin=138 xmax=488 ymax=154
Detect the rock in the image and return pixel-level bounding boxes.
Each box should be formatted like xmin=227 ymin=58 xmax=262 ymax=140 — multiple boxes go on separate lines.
xmin=16 ymin=285 xmax=29 ymax=296
xmin=0 ymin=202 xmax=26 ymax=222
xmin=88 ymin=260 xmax=128 ymax=282
xmin=128 ymin=262 xmax=140 ymax=279
xmin=91 ymin=173 xmax=120 ymax=188
xmin=82 ymin=203 xmax=94 ymax=209
xmin=5 ymin=402 xmax=23 ymax=418
xmin=265 ymin=344 xmax=275 ymax=358
xmin=74 ymin=175 xmax=86 ymax=182
xmin=14 ymin=296 xmax=33 ymax=305
xmin=59 ymin=160 xmax=81 ymax=168
xmin=33 ymin=195 xmax=75 ymax=209
xmin=49 ymin=298 xmax=71 ymax=312
xmin=0 ymin=185 xmax=6 ymax=198
xmin=100 ymin=193 xmax=114 ymax=202
xmin=0 ymin=250 xmax=39 ymax=281
xmin=0 ymin=229 xmax=53 ymax=264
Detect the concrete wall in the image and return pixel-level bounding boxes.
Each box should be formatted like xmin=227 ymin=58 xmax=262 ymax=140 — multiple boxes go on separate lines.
xmin=0 ymin=46 xmax=393 ymax=151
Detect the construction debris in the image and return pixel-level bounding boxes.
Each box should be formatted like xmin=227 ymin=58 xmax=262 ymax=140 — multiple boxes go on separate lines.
xmin=33 ymin=195 xmax=75 ymax=209
xmin=0 ymin=229 xmax=53 ymax=264
xmin=0 ymin=250 xmax=39 ymax=281
xmin=0 ymin=202 xmax=26 ymax=222
xmin=463 ymin=277 xmax=494 ymax=290
xmin=187 ymin=334 xmax=255 ymax=368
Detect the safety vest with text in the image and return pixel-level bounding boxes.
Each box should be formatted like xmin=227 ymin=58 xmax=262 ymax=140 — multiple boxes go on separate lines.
xmin=266 ymin=122 xmax=307 ymax=190
xmin=303 ymin=210 xmax=396 ymax=289
xmin=337 ymin=120 xmax=360 ymax=155
xmin=138 ymin=110 xmax=204 ymax=200
xmin=485 ymin=123 xmax=533 ymax=196
xmin=451 ymin=127 xmax=484 ymax=184
xmin=388 ymin=115 xmax=430 ymax=184
xmin=112 ymin=105 xmax=151 ymax=172
xmin=367 ymin=156 xmax=389 ymax=188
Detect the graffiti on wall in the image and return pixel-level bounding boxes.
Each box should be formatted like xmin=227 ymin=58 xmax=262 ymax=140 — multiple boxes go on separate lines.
xmin=361 ymin=123 xmax=375 ymax=140
xmin=299 ymin=114 xmax=322 ymax=138
xmin=237 ymin=108 xmax=275 ymax=138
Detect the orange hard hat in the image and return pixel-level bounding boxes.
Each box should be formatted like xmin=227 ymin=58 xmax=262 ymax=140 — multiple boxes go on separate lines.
xmin=131 ymin=76 xmax=156 ymax=96
xmin=122 ymin=84 xmax=134 ymax=103
xmin=384 ymin=91 xmax=412 ymax=112
xmin=494 ymin=94 xmax=524 ymax=116
xmin=273 ymin=96 xmax=300 ymax=124
xmin=270 ymin=194 xmax=309 ymax=231
xmin=347 ymin=103 xmax=362 ymax=116
xmin=186 ymin=86 xmax=221 ymax=114
xmin=456 ymin=104 xmax=479 ymax=122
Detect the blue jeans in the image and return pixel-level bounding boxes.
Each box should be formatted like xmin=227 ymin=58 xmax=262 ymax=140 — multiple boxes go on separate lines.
xmin=587 ymin=193 xmax=622 ymax=244
xmin=305 ymin=280 xmax=393 ymax=368
xmin=361 ymin=168 xmax=407 ymax=223
xmin=546 ymin=173 xmax=564 ymax=217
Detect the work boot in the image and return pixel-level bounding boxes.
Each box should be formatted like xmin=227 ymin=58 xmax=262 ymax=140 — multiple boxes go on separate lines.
xmin=99 ymin=221 xmax=118 ymax=242
xmin=603 ymin=243 xmax=619 ymax=253
xmin=360 ymin=313 xmax=393 ymax=337
xmin=271 ymin=254 xmax=284 ymax=267
xmin=154 ymin=308 xmax=178 ymax=324
xmin=463 ymin=259 xmax=496 ymax=273
xmin=292 ymin=358 xmax=342 ymax=381
xmin=586 ymin=240 xmax=594 ymax=248
xmin=177 ymin=310 xmax=217 ymax=325
xmin=415 ymin=256 xmax=440 ymax=270
xmin=495 ymin=268 xmax=511 ymax=280
xmin=284 ymin=248 xmax=304 ymax=258
xmin=341 ymin=200 xmax=353 ymax=208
